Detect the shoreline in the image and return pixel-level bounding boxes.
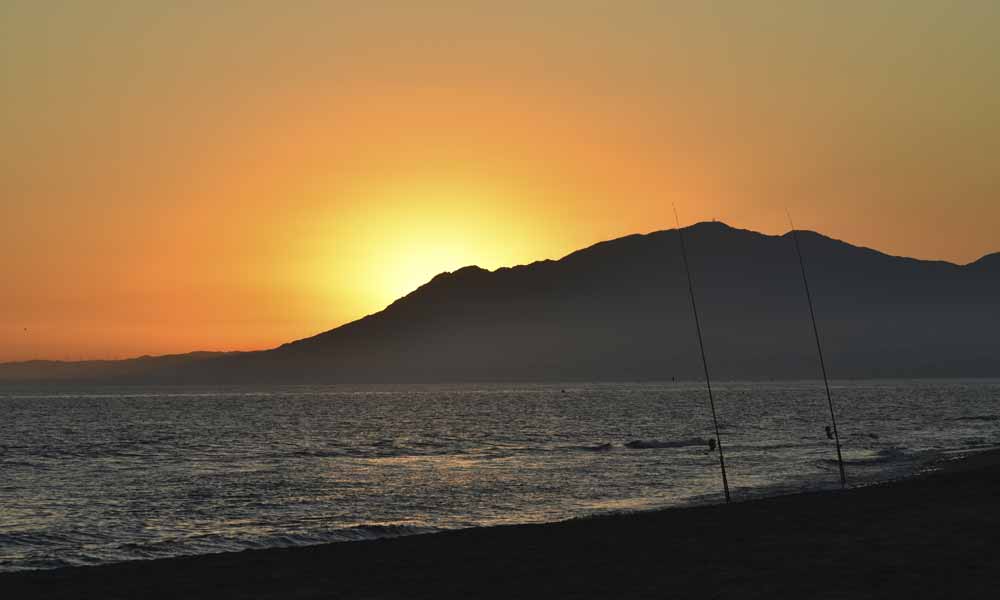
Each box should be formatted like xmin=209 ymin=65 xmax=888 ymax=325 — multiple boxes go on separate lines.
xmin=0 ymin=443 xmax=961 ymax=573
xmin=4 ymin=447 xmax=1000 ymax=598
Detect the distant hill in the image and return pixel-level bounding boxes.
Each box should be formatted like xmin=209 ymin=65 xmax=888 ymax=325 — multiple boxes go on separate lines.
xmin=0 ymin=352 xmax=239 ymax=384
xmin=3 ymin=222 xmax=998 ymax=384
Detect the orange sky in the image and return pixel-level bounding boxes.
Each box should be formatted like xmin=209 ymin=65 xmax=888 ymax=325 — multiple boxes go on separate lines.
xmin=2 ymin=2 xmax=998 ymax=361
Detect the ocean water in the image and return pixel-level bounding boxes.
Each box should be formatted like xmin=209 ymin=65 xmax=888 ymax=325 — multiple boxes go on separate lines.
xmin=1 ymin=379 xmax=998 ymax=572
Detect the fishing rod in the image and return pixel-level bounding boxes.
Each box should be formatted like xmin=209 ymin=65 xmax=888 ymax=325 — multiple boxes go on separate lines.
xmin=673 ymin=207 xmax=731 ymax=503
xmin=786 ymin=212 xmax=847 ymax=488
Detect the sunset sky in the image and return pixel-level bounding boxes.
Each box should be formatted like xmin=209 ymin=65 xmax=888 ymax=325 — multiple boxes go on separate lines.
xmin=2 ymin=2 xmax=998 ymax=362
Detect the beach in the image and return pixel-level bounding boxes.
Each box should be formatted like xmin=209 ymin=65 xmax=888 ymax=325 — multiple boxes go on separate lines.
xmin=4 ymin=448 xmax=999 ymax=599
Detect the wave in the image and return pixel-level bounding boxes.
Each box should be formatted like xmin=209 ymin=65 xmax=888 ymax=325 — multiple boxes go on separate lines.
xmin=289 ymin=448 xmax=350 ymax=459
xmin=570 ymin=443 xmax=614 ymax=452
xmin=819 ymin=447 xmax=909 ymax=468
xmin=0 ymin=524 xmax=441 ymax=573
xmin=625 ymin=438 xmax=710 ymax=450
xmin=950 ymin=415 xmax=1000 ymax=422
xmin=743 ymin=442 xmax=809 ymax=451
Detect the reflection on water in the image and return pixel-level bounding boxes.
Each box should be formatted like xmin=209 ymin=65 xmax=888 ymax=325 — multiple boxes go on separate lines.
xmin=1 ymin=380 xmax=998 ymax=571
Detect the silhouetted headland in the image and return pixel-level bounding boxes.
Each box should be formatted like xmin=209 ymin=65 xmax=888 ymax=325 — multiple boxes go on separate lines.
xmin=3 ymin=222 xmax=998 ymax=384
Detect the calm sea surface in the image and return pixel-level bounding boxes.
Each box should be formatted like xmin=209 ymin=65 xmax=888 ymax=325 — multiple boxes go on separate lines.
xmin=2 ymin=380 xmax=998 ymax=572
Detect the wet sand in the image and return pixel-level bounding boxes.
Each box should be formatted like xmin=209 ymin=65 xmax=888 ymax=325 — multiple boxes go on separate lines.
xmin=5 ymin=450 xmax=1000 ymax=599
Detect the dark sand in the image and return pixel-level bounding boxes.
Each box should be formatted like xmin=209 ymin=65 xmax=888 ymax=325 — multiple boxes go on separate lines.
xmin=5 ymin=451 xmax=1000 ymax=599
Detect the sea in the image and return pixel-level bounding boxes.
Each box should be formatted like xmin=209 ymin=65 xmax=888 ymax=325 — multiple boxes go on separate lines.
xmin=1 ymin=379 xmax=998 ymax=572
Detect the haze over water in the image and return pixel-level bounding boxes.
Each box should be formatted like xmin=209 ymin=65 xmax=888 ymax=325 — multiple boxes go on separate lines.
xmin=2 ymin=379 xmax=998 ymax=572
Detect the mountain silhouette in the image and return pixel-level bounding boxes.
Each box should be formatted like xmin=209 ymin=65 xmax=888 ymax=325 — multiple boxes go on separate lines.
xmin=3 ymin=222 xmax=998 ymax=384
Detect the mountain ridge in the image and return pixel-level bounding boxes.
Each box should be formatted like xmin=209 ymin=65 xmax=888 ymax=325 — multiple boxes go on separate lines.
xmin=3 ymin=222 xmax=998 ymax=383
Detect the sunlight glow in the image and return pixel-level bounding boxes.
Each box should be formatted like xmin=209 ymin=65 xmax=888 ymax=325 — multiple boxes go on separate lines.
xmin=307 ymin=178 xmax=560 ymax=319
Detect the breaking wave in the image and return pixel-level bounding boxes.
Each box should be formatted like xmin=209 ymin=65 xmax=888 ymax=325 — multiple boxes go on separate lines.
xmin=625 ymin=438 xmax=710 ymax=450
